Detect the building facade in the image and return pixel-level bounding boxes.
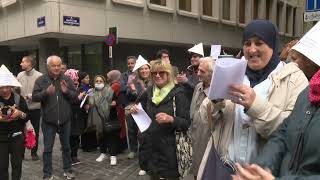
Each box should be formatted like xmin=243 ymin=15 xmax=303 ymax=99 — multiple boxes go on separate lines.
xmin=0 ymin=0 xmax=312 ymax=75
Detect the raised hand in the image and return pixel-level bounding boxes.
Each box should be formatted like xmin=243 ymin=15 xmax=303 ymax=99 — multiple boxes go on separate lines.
xmin=46 ymin=84 xmax=55 ymax=95
xmin=60 ymin=80 xmax=69 ymax=94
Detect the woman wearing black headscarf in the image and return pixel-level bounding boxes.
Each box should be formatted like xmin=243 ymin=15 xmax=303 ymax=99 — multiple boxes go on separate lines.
xmin=197 ymin=20 xmax=308 ymax=178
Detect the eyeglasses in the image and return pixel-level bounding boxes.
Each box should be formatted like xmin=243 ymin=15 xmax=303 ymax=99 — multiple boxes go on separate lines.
xmin=151 ymin=71 xmax=167 ymax=77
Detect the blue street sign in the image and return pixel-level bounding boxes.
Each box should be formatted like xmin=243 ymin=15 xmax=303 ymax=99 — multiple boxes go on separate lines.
xmin=37 ymin=16 xmax=45 ymax=27
xmin=63 ymin=16 xmax=80 ymax=26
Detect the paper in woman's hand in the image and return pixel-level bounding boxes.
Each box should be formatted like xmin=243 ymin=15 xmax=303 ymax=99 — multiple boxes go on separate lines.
xmin=208 ymin=57 xmax=247 ymax=101
xmin=131 ymin=103 xmax=152 ymax=133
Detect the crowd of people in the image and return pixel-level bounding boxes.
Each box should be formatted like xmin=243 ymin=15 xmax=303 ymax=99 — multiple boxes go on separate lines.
xmin=0 ymin=19 xmax=320 ymax=180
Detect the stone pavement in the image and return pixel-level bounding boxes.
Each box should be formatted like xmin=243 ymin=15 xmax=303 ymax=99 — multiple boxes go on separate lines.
xmin=21 ymin=134 xmax=194 ymax=180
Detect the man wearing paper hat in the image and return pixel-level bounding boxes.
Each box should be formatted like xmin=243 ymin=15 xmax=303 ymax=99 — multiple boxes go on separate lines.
xmin=32 ymin=55 xmax=78 ymax=180
xmin=176 ymin=42 xmax=204 ymax=99
xmin=234 ymin=22 xmax=320 ymax=180
xmin=0 ymin=64 xmax=29 ymax=180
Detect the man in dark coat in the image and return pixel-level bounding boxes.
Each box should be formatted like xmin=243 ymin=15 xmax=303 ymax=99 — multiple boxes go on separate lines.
xmin=32 ymin=56 xmax=78 ymax=180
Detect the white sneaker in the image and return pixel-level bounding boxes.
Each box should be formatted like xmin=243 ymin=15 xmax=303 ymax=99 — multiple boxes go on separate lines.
xmin=110 ymin=156 xmax=117 ymax=166
xmin=96 ymin=153 xmax=107 ymax=162
xmin=127 ymin=152 xmax=135 ymax=159
xmin=138 ymin=170 xmax=146 ymax=176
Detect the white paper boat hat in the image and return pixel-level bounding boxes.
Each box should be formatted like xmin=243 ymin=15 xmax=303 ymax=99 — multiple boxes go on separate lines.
xmin=188 ymin=42 xmax=204 ymax=57
xmin=133 ymin=55 xmax=150 ymax=72
xmin=0 ymin=65 xmax=22 ymax=87
xmin=291 ymin=21 xmax=320 ymax=66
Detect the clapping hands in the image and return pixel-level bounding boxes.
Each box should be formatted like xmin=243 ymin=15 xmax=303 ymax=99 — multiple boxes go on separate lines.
xmin=232 ymin=163 xmax=275 ymax=180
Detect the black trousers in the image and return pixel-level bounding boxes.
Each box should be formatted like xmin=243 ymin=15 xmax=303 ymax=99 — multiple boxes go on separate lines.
xmin=0 ymin=134 xmax=25 ymax=180
xmin=70 ymin=135 xmax=80 ymax=158
xmin=29 ymin=109 xmax=41 ymax=155
xmin=126 ymin=115 xmax=139 ymax=152
xmin=99 ymin=130 xmax=120 ymax=156
xmin=81 ymin=131 xmax=97 ymax=151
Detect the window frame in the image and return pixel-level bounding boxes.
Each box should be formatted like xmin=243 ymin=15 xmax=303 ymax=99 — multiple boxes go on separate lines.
xmin=111 ymin=0 xmax=144 ymax=8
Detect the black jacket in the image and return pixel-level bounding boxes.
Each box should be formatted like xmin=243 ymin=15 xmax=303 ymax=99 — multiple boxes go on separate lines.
xmin=256 ymin=86 xmax=320 ymax=179
xmin=0 ymin=93 xmax=29 ymax=142
xmin=138 ymin=84 xmax=191 ymax=178
xmin=32 ymin=74 xmax=78 ymax=126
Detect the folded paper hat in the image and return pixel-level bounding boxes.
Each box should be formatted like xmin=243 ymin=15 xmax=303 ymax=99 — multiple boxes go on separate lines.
xmin=291 ymin=21 xmax=320 ymax=66
xmin=133 ymin=55 xmax=150 ymax=72
xmin=0 ymin=64 xmax=22 ymax=87
xmin=188 ymin=42 xmax=204 ymax=57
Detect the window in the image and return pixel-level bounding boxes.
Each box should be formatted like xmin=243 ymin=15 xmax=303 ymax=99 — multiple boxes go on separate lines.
xmin=222 ymin=0 xmax=230 ymax=20
xmin=277 ymin=2 xmax=284 ymax=32
xmin=252 ymin=0 xmax=259 ymax=19
xmin=179 ymin=0 xmax=191 ymax=11
xmin=111 ymin=0 xmax=144 ymax=8
xmin=67 ymin=46 xmax=82 ymax=71
xmin=1 ymin=0 xmax=16 ymax=7
xmin=293 ymin=7 xmax=296 ymax=36
xmin=203 ymin=0 xmax=212 ymax=16
xmin=286 ymin=5 xmax=294 ymax=35
xmin=150 ymin=0 xmax=166 ymax=6
xmin=239 ymin=0 xmax=245 ymax=24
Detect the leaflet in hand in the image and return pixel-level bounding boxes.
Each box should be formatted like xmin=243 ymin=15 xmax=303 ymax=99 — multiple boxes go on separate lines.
xmin=131 ymin=103 xmax=152 ymax=133
xmin=208 ymin=57 xmax=247 ymax=100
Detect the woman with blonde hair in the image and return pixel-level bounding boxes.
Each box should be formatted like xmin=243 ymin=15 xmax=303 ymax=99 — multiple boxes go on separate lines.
xmin=130 ymin=60 xmax=191 ymax=180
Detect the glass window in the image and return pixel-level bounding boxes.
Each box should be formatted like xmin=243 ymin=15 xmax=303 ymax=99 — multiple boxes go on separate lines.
xmin=239 ymin=0 xmax=245 ymax=23
xmin=276 ymin=2 xmax=283 ymax=30
xmin=203 ymin=0 xmax=212 ymax=16
xmin=150 ymin=0 xmax=166 ymax=6
xmin=67 ymin=46 xmax=82 ymax=71
xmin=252 ymin=0 xmax=258 ymax=19
xmin=84 ymin=43 xmax=104 ymax=77
xmin=222 ymin=0 xmax=230 ymax=20
xmin=179 ymin=0 xmax=191 ymax=11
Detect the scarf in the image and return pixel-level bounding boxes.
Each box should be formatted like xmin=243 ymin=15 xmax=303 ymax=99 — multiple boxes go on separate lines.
xmin=243 ymin=20 xmax=280 ymax=87
xmin=152 ymin=82 xmax=175 ymax=105
xmin=309 ymin=69 xmax=320 ymax=105
xmin=87 ymin=85 xmax=114 ymax=136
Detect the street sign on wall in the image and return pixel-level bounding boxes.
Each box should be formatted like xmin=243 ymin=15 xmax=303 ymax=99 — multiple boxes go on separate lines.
xmin=37 ymin=17 xmax=45 ymax=27
xmin=63 ymin=16 xmax=80 ymax=26
xmin=305 ymin=0 xmax=320 ymax=21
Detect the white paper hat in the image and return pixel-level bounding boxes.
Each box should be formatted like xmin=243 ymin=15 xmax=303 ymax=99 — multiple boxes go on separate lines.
xmin=188 ymin=43 xmax=204 ymax=57
xmin=133 ymin=55 xmax=150 ymax=72
xmin=291 ymin=21 xmax=320 ymax=66
xmin=0 ymin=65 xmax=22 ymax=87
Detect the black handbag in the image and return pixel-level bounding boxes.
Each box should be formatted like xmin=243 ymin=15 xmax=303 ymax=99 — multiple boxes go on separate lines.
xmin=95 ymin=105 xmax=121 ymax=133
xmin=104 ymin=120 xmax=121 ymax=132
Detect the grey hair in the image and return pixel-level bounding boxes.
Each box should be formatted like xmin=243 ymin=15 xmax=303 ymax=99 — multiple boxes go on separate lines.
xmin=107 ymin=70 xmax=121 ymax=83
xmin=46 ymin=55 xmax=62 ymax=65
xmin=199 ymin=57 xmax=215 ymax=75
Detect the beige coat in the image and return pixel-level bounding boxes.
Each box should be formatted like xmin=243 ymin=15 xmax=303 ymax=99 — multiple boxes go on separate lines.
xmin=211 ymin=62 xmax=308 ymax=160
xmin=190 ymin=82 xmax=211 ymax=175
xmin=17 ymin=68 xmax=42 ymax=110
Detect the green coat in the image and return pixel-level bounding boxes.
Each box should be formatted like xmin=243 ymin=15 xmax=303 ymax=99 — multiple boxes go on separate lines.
xmin=256 ymin=86 xmax=320 ymax=179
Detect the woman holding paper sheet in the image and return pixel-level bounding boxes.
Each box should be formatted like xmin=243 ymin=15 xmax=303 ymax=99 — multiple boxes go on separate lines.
xmin=126 ymin=56 xmax=151 ymax=176
xmin=197 ymin=20 xmax=308 ymax=178
xmin=130 ymin=60 xmax=190 ymax=180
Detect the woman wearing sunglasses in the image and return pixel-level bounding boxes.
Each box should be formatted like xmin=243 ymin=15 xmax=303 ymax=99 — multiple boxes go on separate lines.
xmin=130 ymin=60 xmax=191 ymax=180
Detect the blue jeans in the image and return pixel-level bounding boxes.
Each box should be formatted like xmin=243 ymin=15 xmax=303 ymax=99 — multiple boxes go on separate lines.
xmin=42 ymin=121 xmax=72 ymax=178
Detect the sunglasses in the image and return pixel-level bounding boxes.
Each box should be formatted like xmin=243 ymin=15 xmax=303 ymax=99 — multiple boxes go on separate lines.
xmin=151 ymin=71 xmax=167 ymax=77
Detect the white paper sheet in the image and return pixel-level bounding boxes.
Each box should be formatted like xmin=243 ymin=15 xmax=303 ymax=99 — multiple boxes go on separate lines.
xmin=131 ymin=103 xmax=152 ymax=133
xmin=210 ymin=45 xmax=221 ymax=59
xmin=208 ymin=57 xmax=247 ymax=100
xmin=80 ymin=94 xmax=88 ymax=108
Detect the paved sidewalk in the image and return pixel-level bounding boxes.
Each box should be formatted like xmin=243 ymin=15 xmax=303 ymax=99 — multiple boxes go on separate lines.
xmin=21 ymin=132 xmax=194 ymax=180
